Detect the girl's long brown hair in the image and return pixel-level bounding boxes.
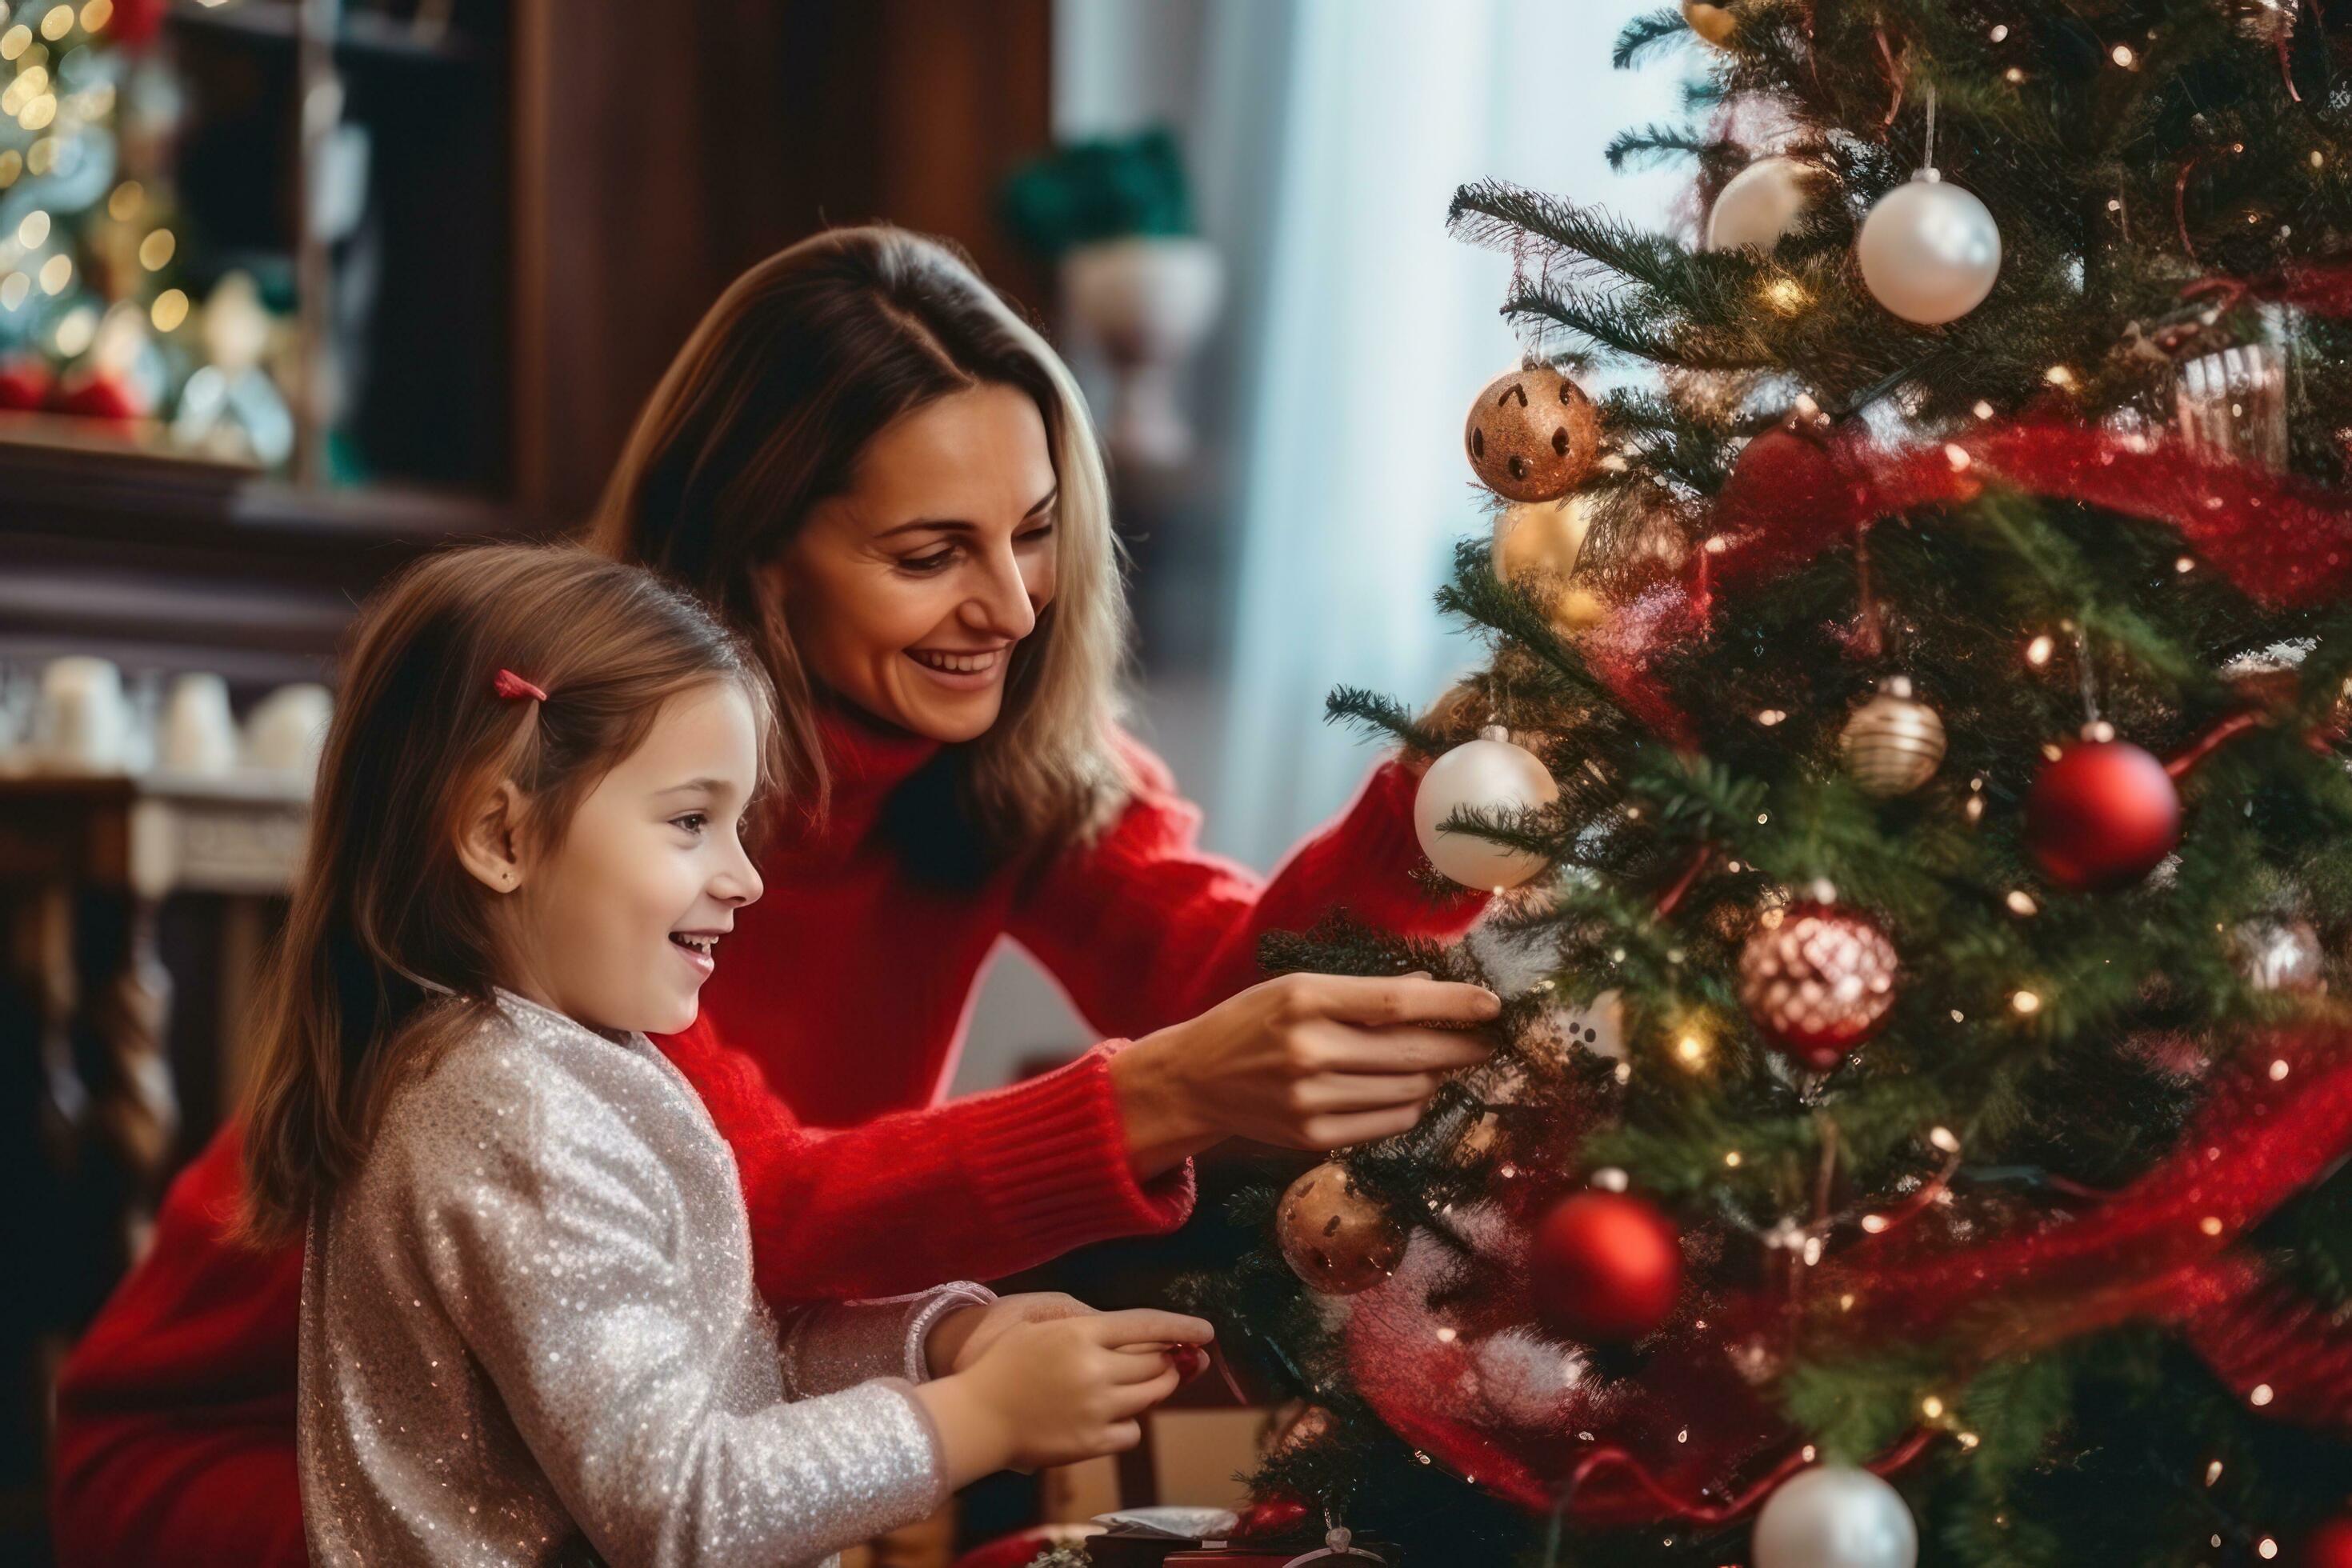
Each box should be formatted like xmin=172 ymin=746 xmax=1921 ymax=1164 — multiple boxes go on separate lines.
xmin=586 ymin=225 xmax=1132 ymax=859
xmin=238 ymin=543 xmax=774 ymax=1243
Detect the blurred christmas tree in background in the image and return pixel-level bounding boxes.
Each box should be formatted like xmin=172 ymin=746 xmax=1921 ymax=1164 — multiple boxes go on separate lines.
xmin=1178 ymin=2 xmax=2352 ymax=1563
xmin=0 ymin=0 xmax=300 ymax=466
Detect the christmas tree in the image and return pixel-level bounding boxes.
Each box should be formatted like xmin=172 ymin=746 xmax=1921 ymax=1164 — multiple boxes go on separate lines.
xmin=1182 ymin=3 xmax=2352 ymax=1564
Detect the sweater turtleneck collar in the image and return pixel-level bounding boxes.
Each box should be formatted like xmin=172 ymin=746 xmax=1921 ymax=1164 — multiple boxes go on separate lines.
xmin=771 ymin=698 xmax=949 ymax=854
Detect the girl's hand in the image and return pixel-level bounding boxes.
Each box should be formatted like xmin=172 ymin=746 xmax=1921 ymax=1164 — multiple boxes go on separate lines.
xmin=1110 ymin=973 xmax=1500 ymax=1178
xmin=914 ymin=1309 xmax=1214 ymax=1480
xmin=925 ymin=1292 xmax=1092 ymax=1378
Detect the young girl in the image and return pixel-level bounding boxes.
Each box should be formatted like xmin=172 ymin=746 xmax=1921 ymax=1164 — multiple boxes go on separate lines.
xmin=242 ymin=542 xmax=1210 ymax=1566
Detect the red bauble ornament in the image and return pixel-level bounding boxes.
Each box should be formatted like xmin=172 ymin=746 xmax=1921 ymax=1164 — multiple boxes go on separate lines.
xmin=1730 ymin=418 xmax=1845 ymax=519
xmin=2302 ymin=1518 xmax=2352 ymax=1568
xmin=1738 ymin=902 xmax=1901 ymax=1070
xmin=107 ymin=0 xmax=167 ymax=47
xmin=2024 ymin=739 xmax=2181 ymax=892
xmin=57 ymin=371 xmax=146 ymax=422
xmin=1232 ymin=1493 xmax=1314 ymax=1541
xmin=1528 ymin=1191 xmax=1683 ymax=1345
xmin=0 ymin=357 xmax=51 ymax=410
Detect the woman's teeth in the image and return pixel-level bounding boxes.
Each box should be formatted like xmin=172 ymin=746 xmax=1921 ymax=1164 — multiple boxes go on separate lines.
xmin=909 ymin=649 xmax=1003 ymax=675
xmin=669 ymin=933 xmax=718 ymax=957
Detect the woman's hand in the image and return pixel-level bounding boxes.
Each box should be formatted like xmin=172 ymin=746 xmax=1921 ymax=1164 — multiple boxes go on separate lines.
xmin=913 ymin=1309 xmax=1214 ymax=1482
xmin=925 ymin=1292 xmax=1092 ymax=1379
xmin=1109 ymin=973 xmax=1500 ymax=1178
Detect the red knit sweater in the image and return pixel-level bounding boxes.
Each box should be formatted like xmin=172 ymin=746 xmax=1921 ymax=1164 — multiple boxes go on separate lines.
xmin=50 ymin=708 xmax=1480 ymax=1567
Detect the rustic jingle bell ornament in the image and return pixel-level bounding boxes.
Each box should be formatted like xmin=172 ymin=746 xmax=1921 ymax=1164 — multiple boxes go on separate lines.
xmin=1738 ymin=894 xmax=1901 ymax=1070
xmin=1840 ymin=676 xmax=1947 ymax=797
xmin=1276 ymin=1161 xmax=1407 ymax=1295
xmin=1464 ymin=362 xmax=1602 ymax=503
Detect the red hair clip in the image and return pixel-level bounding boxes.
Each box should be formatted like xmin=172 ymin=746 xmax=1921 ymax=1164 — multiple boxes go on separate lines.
xmin=492 ymin=668 xmax=549 ymax=703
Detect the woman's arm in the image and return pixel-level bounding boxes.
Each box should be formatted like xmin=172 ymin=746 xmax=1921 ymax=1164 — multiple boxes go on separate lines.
xmin=659 ymin=1017 xmax=1194 ymax=1306
xmin=1007 ymin=732 xmax=1496 ymax=1170
xmin=1008 ymin=731 xmax=1486 ymax=1043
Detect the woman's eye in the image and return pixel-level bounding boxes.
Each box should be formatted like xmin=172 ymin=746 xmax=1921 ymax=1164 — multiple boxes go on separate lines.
xmin=1018 ymin=523 xmax=1056 ymax=546
xmin=900 ymin=548 xmax=957 ymax=574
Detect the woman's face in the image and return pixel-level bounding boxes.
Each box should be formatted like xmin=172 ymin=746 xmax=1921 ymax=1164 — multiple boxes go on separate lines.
xmin=776 ymin=382 xmax=1060 ymax=742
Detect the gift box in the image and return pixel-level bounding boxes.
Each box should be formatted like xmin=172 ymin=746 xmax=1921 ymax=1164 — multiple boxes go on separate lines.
xmin=1071 ymin=1510 xmax=1398 ymax=1568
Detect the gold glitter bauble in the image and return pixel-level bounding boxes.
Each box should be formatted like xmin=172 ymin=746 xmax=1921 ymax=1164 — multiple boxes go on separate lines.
xmin=1275 ymin=1161 xmax=1406 ymax=1295
xmin=1683 ymin=0 xmax=1738 ymax=46
xmin=1494 ymin=494 xmax=1607 ymax=633
xmin=1838 ymin=675 xmax=1947 ymax=797
xmin=1494 ymin=494 xmax=1590 ymax=580
xmin=1464 ymin=363 xmax=1601 ymax=503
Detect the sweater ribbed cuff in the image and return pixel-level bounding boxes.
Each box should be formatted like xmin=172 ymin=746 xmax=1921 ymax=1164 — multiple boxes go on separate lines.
xmin=956 ymin=1044 xmax=1196 ymax=1259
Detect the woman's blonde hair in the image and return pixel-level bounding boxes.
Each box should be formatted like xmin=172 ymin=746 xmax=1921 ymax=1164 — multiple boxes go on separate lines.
xmin=585 ymin=225 xmax=1131 ymax=861
xmin=238 ymin=543 xmax=776 ymax=1242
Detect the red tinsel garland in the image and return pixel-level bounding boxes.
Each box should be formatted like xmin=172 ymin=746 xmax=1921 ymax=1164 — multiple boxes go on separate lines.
xmin=1824 ymin=1019 xmax=2352 ymax=1420
xmin=1586 ymin=417 xmax=2352 ymax=740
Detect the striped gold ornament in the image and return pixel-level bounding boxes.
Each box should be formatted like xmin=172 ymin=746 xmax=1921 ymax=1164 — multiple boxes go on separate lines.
xmin=1840 ymin=676 xmax=1946 ymax=797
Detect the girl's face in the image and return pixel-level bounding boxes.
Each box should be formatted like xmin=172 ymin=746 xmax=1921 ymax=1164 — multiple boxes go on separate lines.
xmin=487 ymin=681 xmax=766 ymax=1038
xmin=774 ymin=382 xmax=1059 ymax=742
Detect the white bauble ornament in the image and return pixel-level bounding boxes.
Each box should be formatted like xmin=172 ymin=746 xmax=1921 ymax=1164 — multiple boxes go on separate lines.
xmin=1752 ymin=1466 xmax=1918 ymax=1568
xmin=1706 ymin=156 xmax=1814 ymax=253
xmin=1857 ymin=173 xmax=2002 ymax=326
xmin=2232 ymin=915 xmax=2327 ymax=994
xmin=1414 ymin=727 xmax=1561 ymax=890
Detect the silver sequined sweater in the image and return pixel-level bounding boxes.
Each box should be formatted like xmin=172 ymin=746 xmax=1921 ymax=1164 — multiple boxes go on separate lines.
xmin=297 ymin=989 xmax=992 ymax=1566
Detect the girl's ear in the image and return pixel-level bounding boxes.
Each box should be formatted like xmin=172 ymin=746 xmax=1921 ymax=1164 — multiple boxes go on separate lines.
xmin=454 ymin=778 xmax=530 ymax=893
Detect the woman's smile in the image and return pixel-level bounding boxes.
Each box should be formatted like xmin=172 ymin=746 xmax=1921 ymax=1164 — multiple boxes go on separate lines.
xmin=906 ymin=644 xmax=1012 ymax=689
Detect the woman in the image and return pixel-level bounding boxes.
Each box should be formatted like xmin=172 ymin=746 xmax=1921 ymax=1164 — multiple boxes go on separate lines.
xmin=50 ymin=227 xmax=1493 ymax=1567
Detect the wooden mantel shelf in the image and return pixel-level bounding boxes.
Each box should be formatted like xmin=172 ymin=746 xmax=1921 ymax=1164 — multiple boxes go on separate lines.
xmin=0 ymin=423 xmax=526 ymax=690
xmin=0 ymin=415 xmax=518 ymax=549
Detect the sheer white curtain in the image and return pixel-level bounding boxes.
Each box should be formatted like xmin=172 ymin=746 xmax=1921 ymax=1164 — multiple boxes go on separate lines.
xmin=1059 ymin=0 xmax=1684 ymax=867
